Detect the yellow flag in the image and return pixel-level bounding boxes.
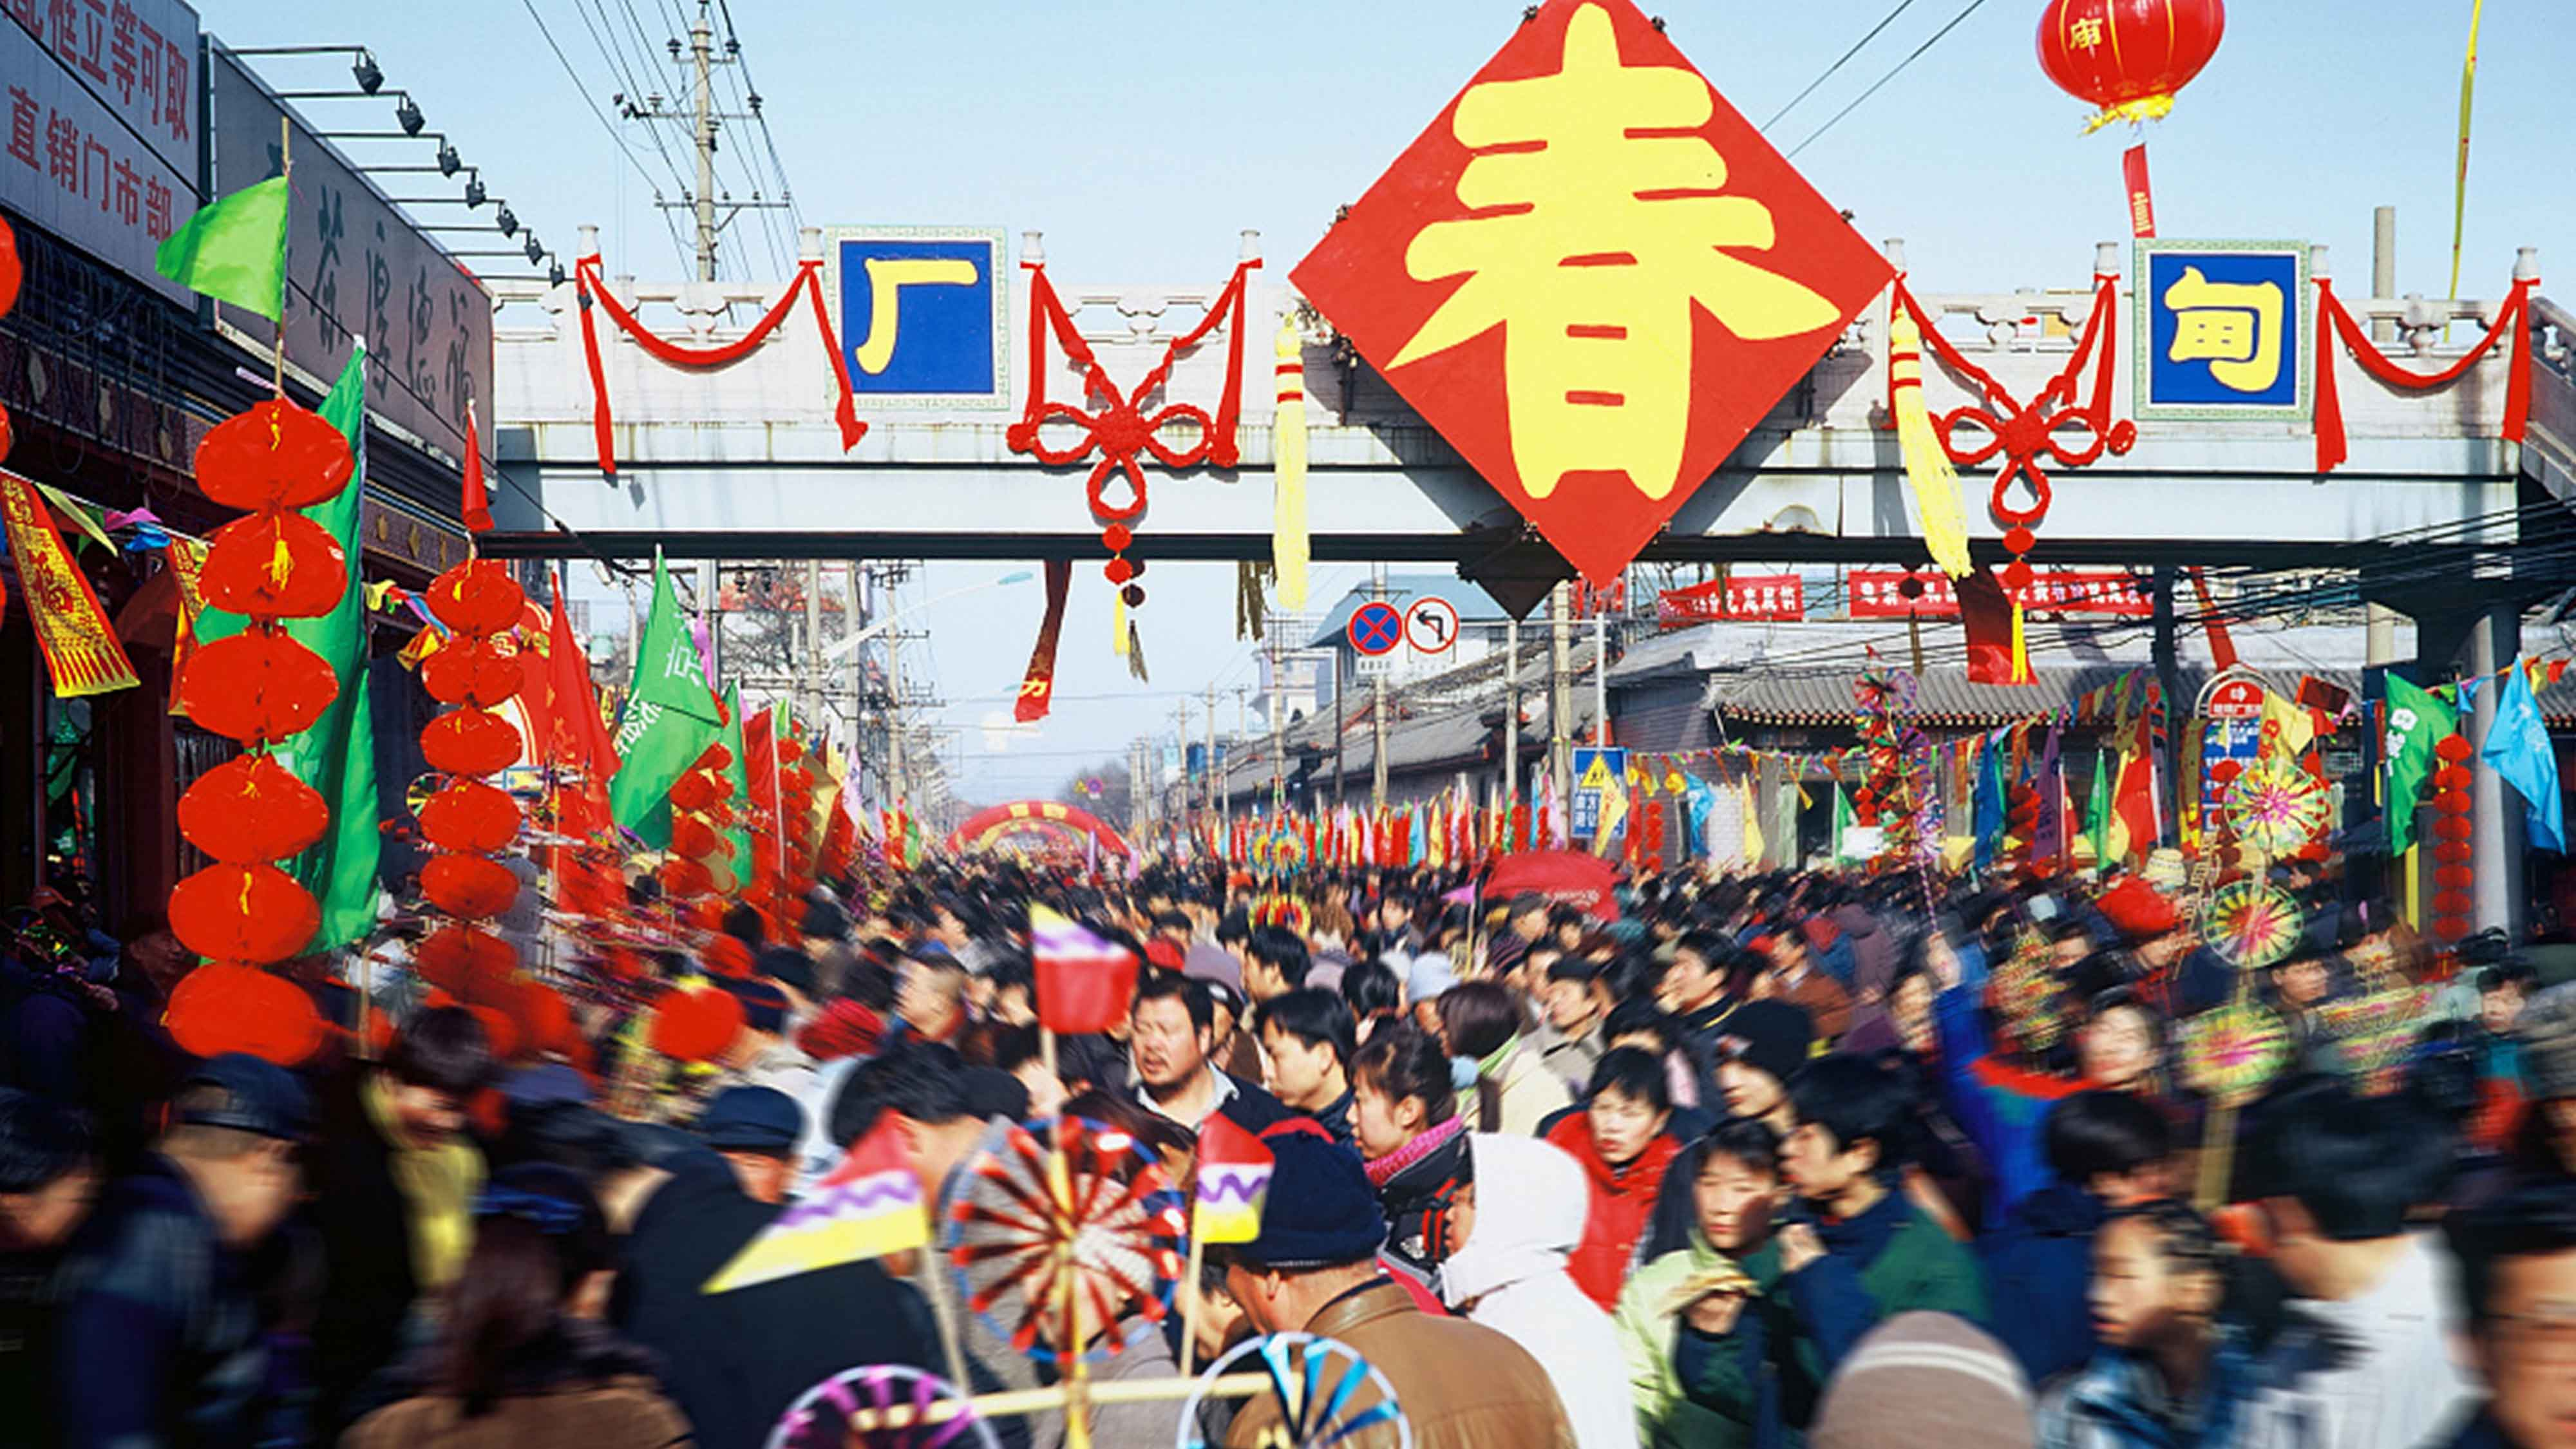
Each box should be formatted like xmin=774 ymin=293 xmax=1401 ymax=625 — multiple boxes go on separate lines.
xmin=1740 ymin=780 xmax=1765 ymax=867
xmin=2260 ymin=690 xmax=2315 ymax=760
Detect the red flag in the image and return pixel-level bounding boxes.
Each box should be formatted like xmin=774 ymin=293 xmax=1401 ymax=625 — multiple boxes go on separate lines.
xmin=546 ymin=573 xmax=620 ymax=777
xmin=1014 ymin=560 xmax=1073 ymax=723
xmin=460 ymin=401 xmax=493 ymax=534
xmin=1959 ymin=568 xmax=2031 ymax=687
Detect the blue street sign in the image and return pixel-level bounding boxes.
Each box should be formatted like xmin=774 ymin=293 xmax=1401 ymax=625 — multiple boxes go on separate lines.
xmin=1571 ymin=746 xmax=1628 ymax=840
xmin=1349 ymin=601 xmax=1404 ymax=656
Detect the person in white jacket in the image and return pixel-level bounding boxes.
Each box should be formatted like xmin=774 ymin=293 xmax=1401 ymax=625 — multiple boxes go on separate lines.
xmin=1440 ymin=1132 xmax=1643 ymax=1449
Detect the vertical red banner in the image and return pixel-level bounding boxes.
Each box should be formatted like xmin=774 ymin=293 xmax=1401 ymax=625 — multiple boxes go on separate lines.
xmin=2123 ymin=144 xmax=2157 ymax=239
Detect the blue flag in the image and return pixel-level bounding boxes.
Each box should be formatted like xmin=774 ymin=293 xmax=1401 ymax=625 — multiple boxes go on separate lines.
xmin=2482 ymin=665 xmax=2565 ymax=853
xmin=1973 ymin=735 xmax=2006 ymax=873
xmin=1681 ymin=777 xmax=1718 ymax=859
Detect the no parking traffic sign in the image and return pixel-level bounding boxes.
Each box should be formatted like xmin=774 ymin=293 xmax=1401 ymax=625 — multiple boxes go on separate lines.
xmin=1349 ymin=601 xmax=1404 ymax=657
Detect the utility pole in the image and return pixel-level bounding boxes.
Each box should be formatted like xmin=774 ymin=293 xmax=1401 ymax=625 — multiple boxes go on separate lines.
xmin=697 ymin=560 xmax=721 ymax=682
xmin=1549 ymin=581 xmax=1574 ymax=808
xmin=1595 ymin=596 xmax=1610 ymax=747
xmin=886 ymin=601 xmax=908 ymax=813
xmin=1174 ymin=700 xmax=1193 ymax=833
xmin=842 ymin=564 xmax=864 ymax=800
xmin=1267 ymin=634 xmax=1285 ymax=810
xmin=624 ymin=1 xmax=793 ymax=282
xmin=1370 ymin=564 xmax=1390 ymax=811
xmin=803 ymin=559 xmax=824 ymax=741
xmin=1504 ymin=614 xmax=1520 ymax=816
xmin=1205 ymin=683 xmax=1220 ymax=849
xmin=688 ymin=6 xmax=716 ymax=281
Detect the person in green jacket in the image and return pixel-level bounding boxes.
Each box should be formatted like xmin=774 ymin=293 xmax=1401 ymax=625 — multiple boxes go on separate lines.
xmin=1617 ymin=1119 xmax=1791 ymax=1449
xmin=1758 ymin=1052 xmax=1990 ymax=1396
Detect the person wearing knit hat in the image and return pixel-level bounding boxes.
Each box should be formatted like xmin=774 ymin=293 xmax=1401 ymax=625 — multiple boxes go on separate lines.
xmin=1219 ymin=1121 xmax=1576 ymax=1449
xmin=1715 ymin=999 xmax=1812 ymax=1136
xmin=2096 ymin=876 xmax=2230 ymax=1020
xmin=1810 ymin=1312 xmax=2034 ymax=1449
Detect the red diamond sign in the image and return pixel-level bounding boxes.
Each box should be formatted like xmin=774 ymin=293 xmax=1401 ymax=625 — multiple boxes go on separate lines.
xmin=1293 ymin=0 xmax=1893 ymax=585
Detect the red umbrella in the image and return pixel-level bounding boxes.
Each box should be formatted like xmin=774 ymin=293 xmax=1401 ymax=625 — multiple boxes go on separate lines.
xmin=1483 ymin=850 xmax=1620 ymax=922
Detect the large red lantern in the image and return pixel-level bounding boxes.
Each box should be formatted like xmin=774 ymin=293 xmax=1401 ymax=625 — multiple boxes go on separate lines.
xmin=169 ymin=864 xmax=321 ymax=964
xmin=423 ymin=560 xmax=526 ymax=636
xmin=421 ymin=708 xmax=524 ymax=776
xmin=421 ymin=853 xmax=521 ymax=920
xmin=198 ymin=512 xmax=348 ymax=619
xmin=177 ymin=753 xmax=329 ymax=864
xmin=418 ymin=780 xmax=522 ymax=854
xmin=651 ymin=983 xmax=744 ymax=1064
xmin=415 ymin=924 xmax=515 ymax=994
xmin=165 ymin=963 xmax=326 ymax=1066
xmin=2036 ymin=0 xmax=2225 ymax=131
xmin=180 ymin=631 xmax=339 ymax=743
xmin=421 ymin=639 xmax=524 ymax=708
xmin=193 ymin=401 xmax=356 ymax=511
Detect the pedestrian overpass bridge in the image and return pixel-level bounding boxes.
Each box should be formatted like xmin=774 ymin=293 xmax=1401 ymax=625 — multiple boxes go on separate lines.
xmin=485 ymin=226 xmax=2576 ymax=601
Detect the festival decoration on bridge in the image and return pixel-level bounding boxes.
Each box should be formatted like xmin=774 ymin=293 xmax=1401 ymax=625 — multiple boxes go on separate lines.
xmin=1006 ymin=245 xmax=1258 ymax=650
xmin=573 ymin=251 xmax=866 ymax=478
xmin=1884 ymin=307 xmax=1974 ymax=580
xmin=1292 ymin=0 xmax=1891 ymax=587
xmin=2313 ymin=262 xmax=2537 ymax=476
xmin=160 ymin=397 xmax=357 ymax=1065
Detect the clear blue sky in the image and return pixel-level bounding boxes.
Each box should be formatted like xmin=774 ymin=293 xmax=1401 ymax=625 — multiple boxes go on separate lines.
xmin=200 ymin=0 xmax=2576 ymax=804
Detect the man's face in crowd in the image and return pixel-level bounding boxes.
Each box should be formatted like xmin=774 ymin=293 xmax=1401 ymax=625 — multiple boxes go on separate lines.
xmin=1780 ymin=1120 xmax=1870 ymax=1205
xmin=211 ymin=1141 xmax=302 ymax=1249
xmin=933 ymin=908 xmax=969 ymax=947
xmin=2475 ymin=1244 xmax=2576 ymax=1449
xmin=1541 ymin=976 xmax=1604 ymax=1034
xmin=1378 ymin=899 xmax=1410 ymax=935
xmin=1260 ymin=1022 xmax=1338 ymax=1110
xmin=1890 ymin=974 xmax=1937 ymax=1055
xmin=1660 ymin=949 xmax=1721 ymax=1013
xmin=2274 ymin=958 xmax=2329 ymax=1009
xmin=2486 ymin=984 xmax=2530 ymax=1037
xmin=0 ymin=1161 xmax=98 ymax=1250
xmin=1554 ymin=918 xmax=1585 ymax=951
xmin=1510 ymin=905 xmax=1547 ymax=940
xmin=992 ymin=983 xmax=1036 ymax=1027
xmin=1586 ymin=1086 xmax=1669 ymax=1170
xmin=1694 ymin=1151 xmax=1779 ymax=1254
xmin=390 ymin=1079 xmax=469 ymax=1144
xmin=2088 ymin=1217 xmax=2208 ymax=1352
xmin=127 ymin=928 xmax=191 ymax=997
xmin=1130 ymin=995 xmax=1209 ymax=1091
xmin=1718 ymin=1058 xmax=1785 ymax=1122
xmin=2078 ymin=1005 xmax=2157 ymax=1090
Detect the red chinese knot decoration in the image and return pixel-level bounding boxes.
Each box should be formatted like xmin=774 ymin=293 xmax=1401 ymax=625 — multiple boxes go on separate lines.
xmin=2035 ymin=0 xmax=2226 ymax=133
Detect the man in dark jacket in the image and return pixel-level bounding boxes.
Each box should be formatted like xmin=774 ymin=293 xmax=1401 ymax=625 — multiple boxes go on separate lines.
xmin=0 ymin=1089 xmax=99 ymax=1448
xmin=1130 ymin=971 xmax=1289 ymax=1135
xmin=614 ymin=1086 xmax=944 ymax=1449
xmin=1980 ymin=1089 xmax=2170 ymax=1389
xmin=53 ymin=1055 xmax=307 ymax=1449
xmin=307 ymin=1005 xmax=495 ymax=1436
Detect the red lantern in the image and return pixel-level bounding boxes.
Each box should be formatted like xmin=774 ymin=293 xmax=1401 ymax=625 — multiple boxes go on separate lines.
xmin=421 ymin=853 xmax=520 ymax=920
xmin=651 ymin=985 xmax=744 ymax=1063
xmin=423 ymin=560 xmax=526 ymax=637
xmin=418 ymin=780 xmax=522 ymax=854
xmin=2436 ymin=791 xmax=2473 ymax=815
xmin=658 ymin=857 xmax=715 ymax=901
xmin=2035 ymin=0 xmax=2226 ymax=131
xmin=415 ymin=925 xmax=515 ymax=994
xmin=421 ymin=708 xmax=523 ymax=776
xmin=2436 ymin=734 xmax=2475 ymax=764
xmin=2435 ymin=865 xmax=2475 ymax=889
xmin=165 ymin=963 xmax=326 ymax=1066
xmin=2434 ymin=889 xmax=2475 ymax=917
xmin=2433 ymin=838 xmax=2476 ymax=864
xmin=2435 ymin=815 xmax=2474 ymax=840
xmin=199 ymin=512 xmax=348 ymax=620
xmin=422 ymin=640 xmax=524 ymax=709
xmin=169 ymin=863 xmax=321 ymax=964
xmin=181 ymin=630 xmax=339 ymax=743
xmin=194 ymin=401 xmax=356 ymax=511
xmin=2434 ymin=764 xmax=2475 ymax=791
xmin=0 ymin=214 xmax=19 ymax=319
xmin=516 ymin=982 xmax=576 ymax=1057
xmin=670 ymin=813 xmax=721 ymax=861
xmin=176 ymin=753 xmax=328 ymax=863
xmin=467 ymin=1005 xmax=524 ymax=1064
xmin=2435 ymin=916 xmax=2472 ymax=943
xmin=701 ymin=743 xmax=734 ymax=771
xmin=669 ymin=770 xmax=721 ymax=813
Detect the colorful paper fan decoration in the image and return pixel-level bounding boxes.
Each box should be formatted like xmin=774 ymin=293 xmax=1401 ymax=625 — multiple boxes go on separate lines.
xmin=2317 ymin=985 xmax=2441 ymax=1092
xmin=1180 ymin=1332 xmax=1413 ymax=1449
xmin=2199 ymin=880 xmax=2306 ymax=969
xmin=944 ymin=1116 xmax=1188 ymax=1367
xmin=1249 ymin=895 xmax=1311 ymax=936
xmin=763 ymin=1364 xmax=998 ymax=1449
xmin=2221 ymin=759 xmax=2330 ymax=857
xmin=2178 ymin=1001 xmax=2291 ymax=1101
xmin=1988 ymin=932 xmax=2069 ymax=1054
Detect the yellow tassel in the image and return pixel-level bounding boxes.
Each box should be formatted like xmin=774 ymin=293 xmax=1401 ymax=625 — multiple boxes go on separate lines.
xmin=1112 ymin=587 xmax=1129 ymax=656
xmin=2009 ymin=600 xmax=2033 ymax=683
xmin=1888 ymin=303 xmax=1973 ymax=580
xmin=269 ymin=531 xmax=294 ymax=590
xmin=1272 ymin=319 xmax=1310 ymax=611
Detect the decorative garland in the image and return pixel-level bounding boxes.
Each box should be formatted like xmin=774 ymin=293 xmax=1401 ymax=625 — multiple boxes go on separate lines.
xmin=2313 ymin=271 xmax=2534 ymax=475
xmin=573 ymin=253 xmax=866 ymax=477
xmin=1005 ymin=256 xmax=1258 ymax=645
xmin=1888 ymin=273 xmax=2137 ymax=590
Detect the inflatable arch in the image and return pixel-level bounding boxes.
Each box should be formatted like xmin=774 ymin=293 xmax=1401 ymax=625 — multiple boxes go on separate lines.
xmin=943 ymin=800 xmax=1133 ymax=858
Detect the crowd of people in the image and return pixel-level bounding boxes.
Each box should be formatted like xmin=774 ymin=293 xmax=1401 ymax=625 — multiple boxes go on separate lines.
xmin=5 ymin=853 xmax=2575 ymax=1449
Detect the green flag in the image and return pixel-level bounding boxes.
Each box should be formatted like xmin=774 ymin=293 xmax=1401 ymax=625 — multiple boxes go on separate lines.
xmin=714 ymin=683 xmax=753 ymax=891
xmin=608 ymin=553 xmax=723 ymax=850
xmin=2085 ymin=746 xmax=2114 ymax=868
xmin=2384 ymin=674 xmax=2458 ymax=856
xmin=198 ymin=345 xmax=382 ymax=951
xmin=155 ymin=176 xmax=289 ymax=319
xmin=1830 ymin=783 xmax=1854 ymax=862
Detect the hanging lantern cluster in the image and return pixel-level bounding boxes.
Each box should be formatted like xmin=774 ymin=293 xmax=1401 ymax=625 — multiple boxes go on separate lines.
xmin=413 ymin=558 xmax=546 ymax=1057
xmin=164 ymin=401 xmax=357 ymax=1066
xmin=777 ymin=727 xmax=820 ymax=902
xmin=663 ymin=735 xmax=739 ymax=918
xmin=2429 ymin=734 xmax=2476 ymax=942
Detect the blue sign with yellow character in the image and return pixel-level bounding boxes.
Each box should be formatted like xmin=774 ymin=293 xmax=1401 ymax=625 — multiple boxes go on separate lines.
xmin=831 ymin=227 xmax=1007 ymax=404
xmin=2134 ymin=240 xmax=2309 ymax=421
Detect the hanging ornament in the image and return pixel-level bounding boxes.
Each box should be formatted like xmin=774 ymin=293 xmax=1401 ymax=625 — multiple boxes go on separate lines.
xmin=192 ymin=401 xmax=356 ymax=511
xmin=177 ymin=753 xmax=329 ymax=864
xmin=198 ymin=511 xmax=348 ymax=618
xmin=2035 ymin=0 xmax=2227 ymax=134
xmin=164 ymin=961 xmax=327 ymax=1067
xmin=2430 ymin=734 xmax=2476 ymax=942
xmin=413 ymin=558 xmax=529 ymax=1059
xmin=2177 ymin=998 xmax=2288 ymax=1103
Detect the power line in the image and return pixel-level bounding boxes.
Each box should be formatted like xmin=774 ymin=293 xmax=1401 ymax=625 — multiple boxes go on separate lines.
xmin=1787 ymin=0 xmax=1999 ymax=160
xmin=517 ymin=0 xmax=692 ymax=270
xmin=1760 ymin=0 xmax=1925 ymax=132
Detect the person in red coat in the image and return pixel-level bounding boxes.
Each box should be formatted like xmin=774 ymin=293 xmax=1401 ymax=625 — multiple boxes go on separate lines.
xmin=1546 ymin=1046 xmax=1683 ymax=1311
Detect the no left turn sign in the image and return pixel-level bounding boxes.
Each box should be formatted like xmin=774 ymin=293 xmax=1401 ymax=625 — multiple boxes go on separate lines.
xmin=1406 ymin=597 xmax=1460 ymax=654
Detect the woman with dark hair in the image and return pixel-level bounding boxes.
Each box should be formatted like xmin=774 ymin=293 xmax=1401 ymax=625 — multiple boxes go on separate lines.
xmin=1340 ymin=957 xmax=1404 ymax=1045
xmin=345 ymin=1164 xmax=689 ymax=1448
xmin=1545 ymin=1046 xmax=1683 ymax=1309
xmin=1350 ymin=1023 xmax=1473 ymax=1290
xmin=1439 ymin=981 xmax=1571 ymax=1136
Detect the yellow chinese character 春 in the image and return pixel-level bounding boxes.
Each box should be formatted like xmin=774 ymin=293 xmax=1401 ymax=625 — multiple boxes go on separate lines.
xmin=1390 ymin=3 xmax=1839 ymax=503
xmin=2164 ymin=266 xmax=2284 ymax=394
xmin=2069 ymin=17 xmax=2105 ymax=50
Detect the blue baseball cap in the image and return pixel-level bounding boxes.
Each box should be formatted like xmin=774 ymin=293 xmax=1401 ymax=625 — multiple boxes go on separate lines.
xmin=177 ymin=1054 xmax=312 ymax=1141
xmin=694 ymin=1086 xmax=803 ymax=1156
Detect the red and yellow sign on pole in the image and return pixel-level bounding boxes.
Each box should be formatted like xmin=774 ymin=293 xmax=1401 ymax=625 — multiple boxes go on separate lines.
xmin=1293 ymin=0 xmax=1890 ymax=585
xmin=0 ymin=470 xmax=138 ymax=697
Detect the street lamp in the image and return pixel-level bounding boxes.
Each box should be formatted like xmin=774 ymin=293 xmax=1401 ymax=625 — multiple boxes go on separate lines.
xmin=823 ymin=571 xmax=1034 ymax=663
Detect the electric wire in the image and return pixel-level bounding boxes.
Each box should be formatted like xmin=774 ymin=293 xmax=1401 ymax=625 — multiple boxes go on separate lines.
xmin=1760 ymin=0 xmax=1926 ymax=131
xmin=1787 ymin=0 xmax=1999 ymax=159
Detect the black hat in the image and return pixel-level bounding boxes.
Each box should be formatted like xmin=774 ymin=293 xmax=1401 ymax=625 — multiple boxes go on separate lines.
xmin=176 ymin=1054 xmax=312 ymax=1141
xmin=721 ymin=976 xmax=792 ymax=1036
xmin=800 ymin=898 xmax=848 ymax=942
xmin=1237 ymin=1121 xmax=1386 ymax=1271
xmin=696 ymin=1086 xmax=804 ymax=1155
xmin=756 ymin=945 xmax=817 ymax=999
xmin=1718 ymin=1001 xmax=1815 ymax=1087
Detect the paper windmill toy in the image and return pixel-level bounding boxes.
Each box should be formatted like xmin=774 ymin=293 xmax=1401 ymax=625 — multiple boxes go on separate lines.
xmin=945 ymin=1117 xmax=1188 ymax=1367
xmin=2199 ymin=880 xmax=2306 ymax=969
xmin=764 ymin=1365 xmax=996 ymax=1449
xmin=1180 ymin=1332 xmax=1414 ymax=1449
xmin=2178 ymin=1001 xmax=2291 ymax=1102
xmin=2221 ymin=759 xmax=2330 ymax=857
xmin=2318 ymin=985 xmax=2440 ymax=1092
xmin=1988 ymin=933 xmax=2069 ymax=1054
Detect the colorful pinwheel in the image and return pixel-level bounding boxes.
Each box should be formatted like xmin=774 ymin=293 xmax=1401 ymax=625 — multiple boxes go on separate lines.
xmin=765 ymin=1365 xmax=996 ymax=1449
xmin=2199 ymin=880 xmax=2306 ymax=969
xmin=2222 ymin=759 xmax=2330 ymax=856
xmin=1180 ymin=1332 xmax=1414 ymax=1449
xmin=2179 ymin=1001 xmax=2291 ymax=1102
xmin=945 ymin=1117 xmax=1187 ymax=1367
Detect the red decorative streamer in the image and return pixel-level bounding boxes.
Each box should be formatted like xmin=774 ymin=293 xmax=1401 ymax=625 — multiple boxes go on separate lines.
xmin=1889 ymin=273 xmax=2136 ymax=589
xmin=2312 ymin=274 xmax=2535 ymax=476
xmin=573 ymin=254 xmax=867 ymax=477
xmin=1014 ymin=560 xmax=1074 ymax=723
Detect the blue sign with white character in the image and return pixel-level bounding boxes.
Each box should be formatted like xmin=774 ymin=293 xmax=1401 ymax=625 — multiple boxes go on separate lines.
xmin=833 ymin=228 xmax=1005 ymax=401
xmin=2135 ymin=241 xmax=2309 ymax=420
